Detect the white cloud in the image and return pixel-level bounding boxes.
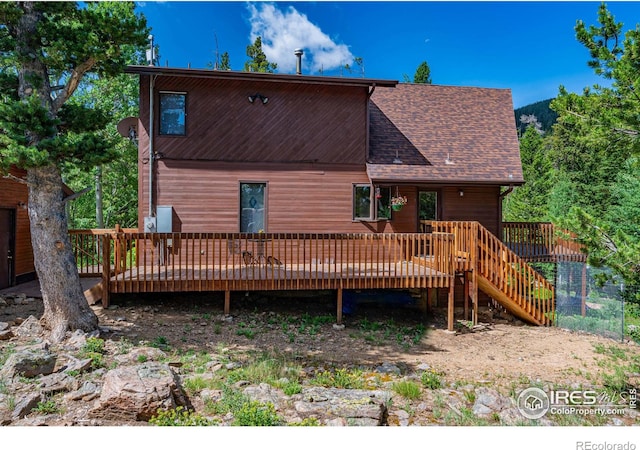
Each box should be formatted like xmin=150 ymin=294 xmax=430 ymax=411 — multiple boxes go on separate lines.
xmin=247 ymin=3 xmax=354 ymax=74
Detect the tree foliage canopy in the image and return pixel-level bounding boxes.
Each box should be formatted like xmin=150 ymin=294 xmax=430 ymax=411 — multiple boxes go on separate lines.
xmin=0 ymin=1 xmax=148 ymax=172
xmin=548 ymin=3 xmax=640 ymax=289
xmin=413 ymin=61 xmax=432 ymax=84
xmin=243 ymin=36 xmax=277 ymax=73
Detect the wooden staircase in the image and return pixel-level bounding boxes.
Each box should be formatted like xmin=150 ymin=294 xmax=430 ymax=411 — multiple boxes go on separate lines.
xmin=424 ymin=222 xmax=555 ymax=326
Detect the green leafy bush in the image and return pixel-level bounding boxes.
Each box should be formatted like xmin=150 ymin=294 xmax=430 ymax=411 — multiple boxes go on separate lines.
xmin=289 ymin=417 xmax=321 ymax=426
xmin=149 ymin=406 xmax=217 ymax=426
xmin=79 ymin=337 xmax=107 ymax=369
xmin=34 ymin=399 xmax=60 ymax=415
xmin=232 ymin=400 xmax=282 ymax=426
xmin=421 ymin=370 xmax=443 ymax=389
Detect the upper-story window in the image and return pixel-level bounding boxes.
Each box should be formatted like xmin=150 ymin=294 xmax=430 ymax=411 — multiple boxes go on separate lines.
xmin=159 ymin=92 xmax=186 ymax=136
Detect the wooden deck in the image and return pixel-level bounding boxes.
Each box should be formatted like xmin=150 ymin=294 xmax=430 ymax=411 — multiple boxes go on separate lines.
xmin=69 ymin=222 xmax=584 ymax=329
xmin=109 ymin=261 xmax=448 ymax=292
xmin=69 ymin=231 xmax=457 ymax=324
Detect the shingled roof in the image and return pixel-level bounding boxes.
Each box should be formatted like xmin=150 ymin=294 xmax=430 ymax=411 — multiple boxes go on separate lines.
xmin=368 ymin=84 xmax=524 ymax=185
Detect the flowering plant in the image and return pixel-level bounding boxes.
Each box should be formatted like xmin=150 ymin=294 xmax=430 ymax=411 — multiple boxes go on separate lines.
xmin=391 ymin=196 xmax=407 ymax=206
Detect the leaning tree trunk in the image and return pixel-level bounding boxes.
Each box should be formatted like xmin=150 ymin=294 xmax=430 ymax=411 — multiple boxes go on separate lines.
xmin=27 ymin=165 xmax=99 ymax=342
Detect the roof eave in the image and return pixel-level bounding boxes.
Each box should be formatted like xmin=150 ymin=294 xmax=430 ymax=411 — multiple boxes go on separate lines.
xmin=125 ymin=65 xmax=398 ymax=88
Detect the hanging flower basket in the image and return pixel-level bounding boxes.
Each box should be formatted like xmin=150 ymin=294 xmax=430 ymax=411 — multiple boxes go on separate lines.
xmin=391 ymin=195 xmax=407 ymax=211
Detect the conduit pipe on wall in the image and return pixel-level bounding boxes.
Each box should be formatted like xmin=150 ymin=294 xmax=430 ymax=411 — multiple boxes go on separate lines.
xmin=148 ymin=74 xmax=157 ymax=218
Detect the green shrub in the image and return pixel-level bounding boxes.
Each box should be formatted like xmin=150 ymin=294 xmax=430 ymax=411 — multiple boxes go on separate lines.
xmin=150 ymin=336 xmax=170 ymax=351
xmin=310 ymin=368 xmax=365 ymax=389
xmin=289 ymin=417 xmax=321 ymax=426
xmin=602 ymin=366 xmax=629 ymax=396
xmin=392 ymin=380 xmax=422 ymax=400
xmin=34 ymin=399 xmax=60 ymax=415
xmin=83 ymin=337 xmax=106 ymax=354
xmin=79 ymin=337 xmax=107 ymax=369
xmin=280 ymin=381 xmax=303 ymax=396
xmin=232 ymin=400 xmax=282 ymax=426
xmin=421 ymin=370 xmax=443 ymax=389
xmin=149 ymin=406 xmax=217 ymax=426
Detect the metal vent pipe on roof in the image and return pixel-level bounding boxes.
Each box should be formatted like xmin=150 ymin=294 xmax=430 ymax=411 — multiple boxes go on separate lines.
xmin=294 ymin=48 xmax=303 ymax=75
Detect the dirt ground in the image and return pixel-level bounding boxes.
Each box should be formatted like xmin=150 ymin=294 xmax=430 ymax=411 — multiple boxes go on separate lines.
xmin=65 ymin=290 xmax=640 ymax=389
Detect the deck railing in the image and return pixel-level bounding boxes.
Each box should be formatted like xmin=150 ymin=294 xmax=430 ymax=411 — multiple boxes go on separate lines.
xmin=92 ymin=232 xmax=456 ymax=299
xmin=502 ymin=222 xmax=586 ymax=262
xmin=422 ymin=220 xmax=556 ymax=325
xmin=69 ymin=226 xmax=137 ymax=277
xmin=477 ymin=225 xmax=555 ymax=325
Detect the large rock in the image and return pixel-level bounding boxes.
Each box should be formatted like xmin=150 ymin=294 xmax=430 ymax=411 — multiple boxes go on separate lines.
xmin=113 ymin=347 xmax=167 ymax=365
xmin=89 ymin=362 xmax=190 ymax=421
xmin=243 ymin=383 xmax=287 ymax=411
xmin=293 ymin=387 xmax=391 ymax=426
xmin=11 ymin=392 xmax=43 ymax=420
xmin=13 ymin=315 xmax=43 ymax=338
xmin=472 ymin=387 xmax=513 ymax=418
xmin=39 ymin=372 xmax=80 ymax=395
xmin=0 ymin=347 xmax=57 ymax=379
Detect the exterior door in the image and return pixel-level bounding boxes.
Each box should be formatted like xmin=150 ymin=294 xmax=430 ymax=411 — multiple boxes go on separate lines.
xmin=0 ymin=208 xmax=15 ymax=289
xmin=418 ymin=191 xmax=438 ymax=232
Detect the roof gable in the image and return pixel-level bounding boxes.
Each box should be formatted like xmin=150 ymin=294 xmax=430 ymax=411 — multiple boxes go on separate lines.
xmin=368 ymin=83 xmax=524 ymax=184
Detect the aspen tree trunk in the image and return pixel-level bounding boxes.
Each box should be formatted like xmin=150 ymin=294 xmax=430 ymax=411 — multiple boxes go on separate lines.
xmin=95 ymin=165 xmax=104 ymax=228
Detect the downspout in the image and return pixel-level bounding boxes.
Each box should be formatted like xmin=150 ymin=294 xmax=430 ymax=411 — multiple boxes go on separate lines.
xmin=148 ymin=74 xmax=157 ymax=218
xmin=499 ymin=184 xmax=514 ymax=200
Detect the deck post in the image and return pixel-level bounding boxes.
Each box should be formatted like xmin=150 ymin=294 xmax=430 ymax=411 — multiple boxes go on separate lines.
xmin=447 ymin=277 xmax=455 ymax=331
xmin=224 ymin=290 xmax=231 ymax=316
xmin=463 ymin=272 xmax=470 ymax=321
xmin=581 ymin=263 xmax=587 ymax=317
xmin=101 ymin=234 xmax=111 ymax=308
xmin=336 ymin=286 xmax=343 ymax=325
xmin=419 ymin=288 xmax=429 ymax=317
xmin=430 ymin=288 xmax=438 ymax=308
xmin=471 ymin=268 xmax=478 ymax=325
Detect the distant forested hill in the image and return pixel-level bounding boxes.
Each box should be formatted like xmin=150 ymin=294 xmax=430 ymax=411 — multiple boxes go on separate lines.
xmin=514 ymin=99 xmax=558 ymax=135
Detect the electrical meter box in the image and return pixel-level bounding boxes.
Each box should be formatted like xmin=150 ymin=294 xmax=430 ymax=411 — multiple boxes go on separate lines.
xmin=156 ymin=206 xmax=174 ymax=233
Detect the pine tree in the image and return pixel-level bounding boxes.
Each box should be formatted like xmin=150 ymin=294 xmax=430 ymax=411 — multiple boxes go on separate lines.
xmin=243 ymin=37 xmax=277 ymax=73
xmin=0 ymin=2 xmax=148 ymax=341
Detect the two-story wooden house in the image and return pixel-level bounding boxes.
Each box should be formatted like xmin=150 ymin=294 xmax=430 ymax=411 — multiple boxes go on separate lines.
xmin=103 ymin=65 xmax=582 ymax=329
xmin=125 ymin=66 xmax=522 ymax=237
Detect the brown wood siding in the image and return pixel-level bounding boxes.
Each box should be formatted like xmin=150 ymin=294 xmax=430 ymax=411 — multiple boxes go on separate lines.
xmin=0 ymin=168 xmax=34 ymax=278
xmin=387 ymin=186 xmax=418 ymax=233
xmin=140 ymin=160 xmax=402 ymax=234
xmin=441 ymin=186 xmax=500 ymax=236
xmin=138 ymin=75 xmax=368 ymax=165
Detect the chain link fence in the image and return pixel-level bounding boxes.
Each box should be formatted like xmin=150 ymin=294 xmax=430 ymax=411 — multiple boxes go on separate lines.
xmin=554 ymin=262 xmax=625 ymax=341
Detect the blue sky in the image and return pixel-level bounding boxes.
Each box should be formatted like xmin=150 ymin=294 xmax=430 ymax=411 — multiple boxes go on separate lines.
xmin=135 ymin=1 xmax=640 ymax=108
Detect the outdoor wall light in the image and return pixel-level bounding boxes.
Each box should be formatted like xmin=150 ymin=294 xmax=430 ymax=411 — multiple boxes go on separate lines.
xmin=459 ymin=189 xmax=464 ymax=197
xmin=17 ymin=201 xmax=27 ymax=209
xmin=248 ymin=93 xmax=268 ymax=104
